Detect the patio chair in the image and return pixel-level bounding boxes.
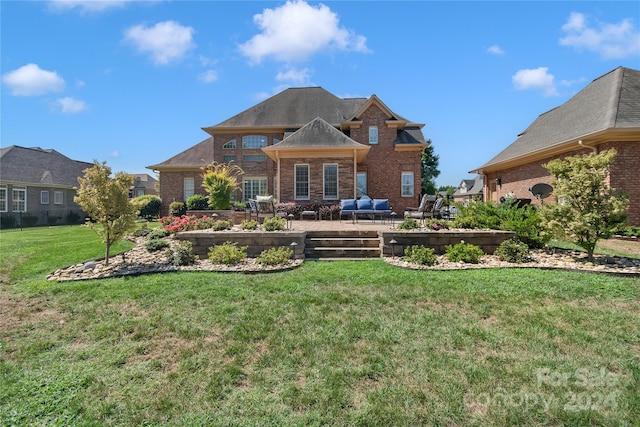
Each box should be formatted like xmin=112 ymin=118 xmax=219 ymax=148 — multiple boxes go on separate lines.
xmin=404 ymin=195 xmax=443 ymax=222
xmin=248 ymin=195 xmax=276 ymax=221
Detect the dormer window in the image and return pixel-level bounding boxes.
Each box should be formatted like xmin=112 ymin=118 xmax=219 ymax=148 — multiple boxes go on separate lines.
xmin=223 ymin=139 xmax=236 ymax=149
xmin=369 ymin=126 xmax=378 ymax=144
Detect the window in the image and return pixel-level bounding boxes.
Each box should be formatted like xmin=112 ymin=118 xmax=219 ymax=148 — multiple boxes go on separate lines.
xmin=41 ymin=191 xmax=50 ymax=204
xmin=184 ymin=178 xmax=195 ymax=200
xmin=0 ymin=185 xmax=6 ymax=212
xmin=54 ymin=191 xmax=64 ymax=205
xmin=323 ymin=164 xmax=338 ymax=199
xmin=401 ymin=172 xmax=414 ymax=197
xmin=135 ymin=189 xmax=145 ymax=197
xmin=243 ymin=177 xmax=268 ymax=201
xmin=12 ymin=186 xmax=26 ymax=212
xmin=273 ymin=138 xmax=281 ymax=144
xmin=295 ymin=164 xmax=310 ymax=200
xmin=356 ymin=173 xmax=367 ymax=197
xmin=369 ymin=126 xmax=378 ymax=144
xmin=223 ymin=155 xmax=237 ymax=163
xmin=242 ymin=135 xmax=268 ymax=149
xmin=223 ymin=139 xmax=236 ymax=149
xmin=242 ymin=155 xmax=267 ymax=162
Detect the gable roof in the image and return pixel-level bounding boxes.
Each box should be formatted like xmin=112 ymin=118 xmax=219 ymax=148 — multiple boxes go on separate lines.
xmin=204 ymin=87 xmax=367 ymax=132
xmin=262 ymin=117 xmax=370 ymax=161
xmin=147 ymin=138 xmax=214 ymax=170
xmin=473 ymin=66 xmax=640 ymax=173
xmin=0 ymin=145 xmax=93 ymax=188
xmin=453 ymin=175 xmax=484 ymax=197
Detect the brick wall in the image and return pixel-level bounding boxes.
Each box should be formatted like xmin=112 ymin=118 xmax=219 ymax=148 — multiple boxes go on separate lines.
xmin=349 ymin=104 xmax=422 ymax=212
xmin=279 ymin=157 xmax=354 ymax=203
xmin=486 ymin=141 xmax=639 ymax=225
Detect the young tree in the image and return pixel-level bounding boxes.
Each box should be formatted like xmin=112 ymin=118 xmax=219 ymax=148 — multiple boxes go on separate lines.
xmin=541 ymin=149 xmax=629 ymax=261
xmin=74 ymin=161 xmax=138 ymax=265
xmin=421 ymin=141 xmax=440 ymax=195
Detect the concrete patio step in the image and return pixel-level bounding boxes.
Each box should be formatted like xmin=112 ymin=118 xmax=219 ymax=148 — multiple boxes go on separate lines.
xmin=304 ymin=230 xmax=381 ymax=259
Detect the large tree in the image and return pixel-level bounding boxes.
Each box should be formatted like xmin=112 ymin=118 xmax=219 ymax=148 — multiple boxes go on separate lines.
xmin=74 ymin=161 xmax=138 ymax=265
xmin=541 ymin=149 xmax=628 ymax=261
xmin=421 ymin=141 xmax=440 ymax=195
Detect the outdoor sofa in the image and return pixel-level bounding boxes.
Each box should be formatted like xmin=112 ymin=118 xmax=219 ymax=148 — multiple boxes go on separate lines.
xmin=339 ymin=195 xmax=393 ymax=223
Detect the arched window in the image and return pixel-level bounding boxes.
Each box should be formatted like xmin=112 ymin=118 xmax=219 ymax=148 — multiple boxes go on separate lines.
xmin=223 ymin=139 xmax=236 ymax=149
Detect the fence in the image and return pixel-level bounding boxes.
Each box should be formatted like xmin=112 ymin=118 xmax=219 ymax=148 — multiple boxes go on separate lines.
xmin=0 ymin=209 xmax=86 ymax=230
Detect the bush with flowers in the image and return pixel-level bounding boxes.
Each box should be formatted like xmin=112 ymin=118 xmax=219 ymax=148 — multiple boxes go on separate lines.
xmin=159 ymin=215 xmax=222 ymax=233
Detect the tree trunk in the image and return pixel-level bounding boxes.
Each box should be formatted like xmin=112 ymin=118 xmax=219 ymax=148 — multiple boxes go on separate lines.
xmin=105 ymin=241 xmax=111 ymax=266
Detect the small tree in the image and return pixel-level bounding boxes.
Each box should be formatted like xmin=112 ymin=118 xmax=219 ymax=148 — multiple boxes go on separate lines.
xmin=541 ymin=149 xmax=629 ymax=261
xmin=201 ymin=162 xmax=244 ymax=210
xmin=74 ymin=161 xmax=138 ymax=265
xmin=421 ymin=142 xmax=440 ymax=195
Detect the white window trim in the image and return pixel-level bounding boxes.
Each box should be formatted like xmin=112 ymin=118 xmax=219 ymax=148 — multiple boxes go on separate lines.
xmin=12 ymin=186 xmax=27 ymax=212
xmin=401 ymin=172 xmax=414 ymax=197
xmin=369 ymin=126 xmax=378 ymax=144
xmin=323 ymin=163 xmax=338 ymax=200
xmin=295 ymin=164 xmax=310 ymax=200
xmin=54 ymin=191 xmax=64 ymax=205
xmin=223 ymin=139 xmax=237 ymax=149
xmin=184 ymin=177 xmax=195 ymax=200
xmin=41 ymin=191 xmax=50 ymax=204
xmin=0 ymin=185 xmax=6 ymax=212
xmin=242 ymin=177 xmax=268 ymax=202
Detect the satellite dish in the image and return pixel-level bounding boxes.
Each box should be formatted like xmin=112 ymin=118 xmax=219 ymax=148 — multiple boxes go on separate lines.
xmin=529 ymin=183 xmax=553 ymax=204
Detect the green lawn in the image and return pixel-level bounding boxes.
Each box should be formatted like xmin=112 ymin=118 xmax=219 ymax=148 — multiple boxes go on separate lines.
xmin=1 ymin=226 xmax=639 ymax=426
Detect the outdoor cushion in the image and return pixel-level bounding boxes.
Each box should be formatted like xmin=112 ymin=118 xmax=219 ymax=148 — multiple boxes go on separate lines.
xmin=340 ymin=199 xmax=357 ymax=211
xmin=357 ymin=198 xmax=372 ymax=210
xmin=255 ymin=195 xmax=274 ymax=213
xmin=373 ymin=199 xmax=389 ymax=210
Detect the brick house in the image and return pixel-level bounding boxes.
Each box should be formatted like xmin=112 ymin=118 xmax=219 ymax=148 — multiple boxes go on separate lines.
xmin=0 ymin=145 xmax=92 ymax=227
xmin=129 ymin=174 xmax=158 ymax=198
xmin=148 ymin=87 xmax=428 ymax=216
xmin=471 ymin=66 xmax=640 ymax=225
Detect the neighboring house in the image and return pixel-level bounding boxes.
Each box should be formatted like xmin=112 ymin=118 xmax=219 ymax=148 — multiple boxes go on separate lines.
xmin=0 ymin=146 xmax=92 ymax=227
xmin=148 ymin=87 xmax=428 ymax=216
xmin=471 ymin=66 xmax=640 ymax=225
xmin=130 ymin=173 xmax=158 ymax=198
xmin=453 ymin=175 xmax=484 ymax=203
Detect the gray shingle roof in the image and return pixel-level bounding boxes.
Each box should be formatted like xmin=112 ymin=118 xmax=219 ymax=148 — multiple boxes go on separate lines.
xmin=205 ymin=87 xmax=367 ymax=130
xmin=147 ymin=138 xmax=214 ymax=169
xmin=0 ymin=145 xmax=93 ymax=187
xmin=475 ymin=66 xmax=640 ymax=171
xmin=269 ymin=117 xmax=367 ymax=149
xmin=395 ymin=127 xmax=427 ymax=145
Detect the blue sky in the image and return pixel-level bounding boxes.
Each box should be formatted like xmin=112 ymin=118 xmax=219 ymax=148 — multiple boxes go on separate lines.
xmin=2 ymin=1 xmax=639 ymax=187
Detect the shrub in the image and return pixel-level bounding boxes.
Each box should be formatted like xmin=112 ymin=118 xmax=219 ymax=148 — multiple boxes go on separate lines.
xmin=404 ymin=245 xmax=438 ymax=266
xmin=186 ymin=194 xmax=209 ymax=210
xmin=47 ymin=216 xmax=59 ymax=226
xmin=263 ymin=216 xmax=286 ymax=231
xmin=211 ymin=219 xmax=232 ymax=231
xmin=397 ymin=218 xmax=421 ymax=230
xmin=147 ymin=227 xmax=170 ymax=240
xmin=208 ymin=241 xmax=247 ymax=265
xmin=132 ymin=195 xmax=162 ymax=219
xmin=160 ymin=215 xmax=221 ymax=233
xmin=0 ymin=215 xmax=16 ymax=229
xmin=319 ymin=204 xmax=341 ymax=220
xmin=241 ymin=220 xmax=259 ymax=230
xmin=256 ymin=247 xmax=293 ymax=266
xmin=166 ymin=240 xmax=197 ymax=266
xmin=201 ymin=162 xmax=244 ymax=209
xmin=145 ymin=238 xmax=170 ymax=252
xmin=426 ymin=219 xmax=449 ymax=231
xmin=169 ymin=202 xmax=186 ymax=216
xmin=495 ymin=238 xmax=532 ymax=263
xmin=65 ymin=210 xmax=81 ymax=225
xmin=612 ymin=225 xmax=640 ymax=238
xmin=22 ymin=215 xmax=38 ymax=227
xmin=445 ymin=241 xmax=484 ymax=264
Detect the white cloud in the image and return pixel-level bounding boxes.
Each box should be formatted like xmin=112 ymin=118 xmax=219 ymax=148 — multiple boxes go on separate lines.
xmin=198 ymin=69 xmax=218 ymax=83
xmin=512 ymin=67 xmax=559 ymax=97
xmin=487 ymin=45 xmax=505 ymax=55
xmin=109 ymin=150 xmax=120 ymax=158
xmin=239 ymin=0 xmax=369 ymax=64
xmin=48 ymin=0 xmax=133 ymax=13
xmin=2 ymin=63 xmax=66 ymax=96
xmin=123 ymin=21 xmax=195 ymax=65
xmin=276 ymin=67 xmax=311 ymax=85
xmin=56 ymin=96 xmax=87 ymax=113
xmin=559 ymin=12 xmax=640 ymax=59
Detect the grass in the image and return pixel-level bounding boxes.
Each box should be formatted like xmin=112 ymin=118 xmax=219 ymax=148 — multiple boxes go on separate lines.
xmin=1 ymin=226 xmax=639 ymax=426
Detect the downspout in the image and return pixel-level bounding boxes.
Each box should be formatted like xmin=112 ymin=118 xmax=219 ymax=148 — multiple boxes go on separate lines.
xmin=275 ymin=150 xmax=281 ymax=201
